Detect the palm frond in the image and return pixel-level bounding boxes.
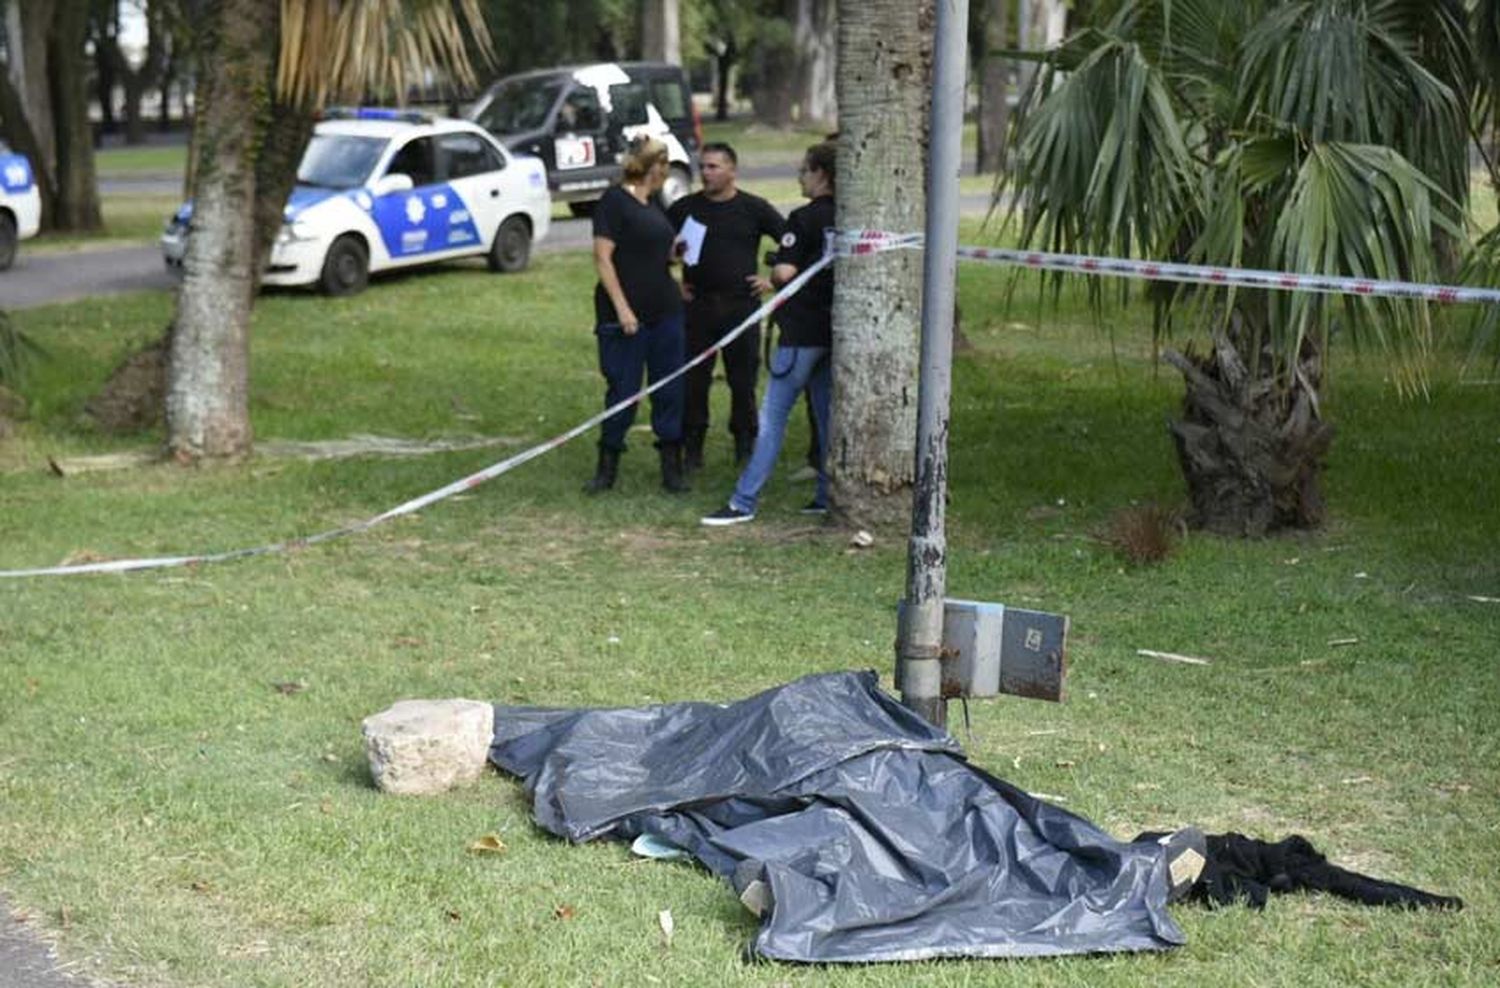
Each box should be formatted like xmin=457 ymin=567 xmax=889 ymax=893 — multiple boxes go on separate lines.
xmin=1268 ymin=141 xmax=1459 ymax=394
xmin=276 ymin=0 xmax=493 ymax=109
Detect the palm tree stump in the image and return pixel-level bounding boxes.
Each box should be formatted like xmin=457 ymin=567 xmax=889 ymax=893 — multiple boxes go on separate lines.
xmin=1164 ymin=334 xmax=1334 ymax=537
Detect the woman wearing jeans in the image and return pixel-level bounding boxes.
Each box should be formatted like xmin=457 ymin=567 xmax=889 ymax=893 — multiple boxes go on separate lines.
xmin=585 ymin=137 xmax=689 ymax=494
xmin=702 ymin=142 xmax=836 ymax=525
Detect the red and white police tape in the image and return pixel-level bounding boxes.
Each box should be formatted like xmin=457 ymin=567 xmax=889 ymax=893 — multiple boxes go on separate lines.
xmin=836 ymin=229 xmax=1500 ymax=306
xmin=4 ymin=231 xmax=1496 ymax=580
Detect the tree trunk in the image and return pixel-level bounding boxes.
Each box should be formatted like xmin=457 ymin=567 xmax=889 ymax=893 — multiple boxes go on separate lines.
xmin=1164 ymin=326 xmax=1334 ymax=537
xmin=639 ymin=0 xmax=680 ymax=64
xmin=166 ymin=0 xmax=277 ymax=462
xmin=829 ymin=0 xmax=933 ymax=528
xmin=17 ymin=0 xmax=56 ymax=178
xmin=47 ymin=1 xmax=102 ymax=231
xmin=0 ymin=70 xmax=58 ymax=229
xmin=792 ymin=0 xmax=836 ymax=128
xmin=975 ymin=0 xmax=1010 ymax=174
xmin=711 ymin=39 xmax=736 ymax=121
xmin=253 ymin=107 xmax=316 ymax=279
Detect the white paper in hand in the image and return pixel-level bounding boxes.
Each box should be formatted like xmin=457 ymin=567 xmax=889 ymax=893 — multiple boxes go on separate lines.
xmin=676 ymin=216 xmax=707 ymax=267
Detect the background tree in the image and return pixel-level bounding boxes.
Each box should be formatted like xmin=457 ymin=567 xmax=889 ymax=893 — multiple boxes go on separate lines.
xmin=1006 ymin=0 xmax=1478 ymax=536
xmin=640 ymin=0 xmax=680 ymax=63
xmin=167 ymin=0 xmax=489 ymax=461
xmin=0 ymin=0 xmax=102 ymax=232
xmin=972 ymin=0 xmax=1011 ymax=174
xmin=827 ymin=0 xmax=932 ymax=527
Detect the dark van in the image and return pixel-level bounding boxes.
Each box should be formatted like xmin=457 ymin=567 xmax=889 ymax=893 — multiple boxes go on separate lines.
xmin=468 ymin=62 xmax=701 ymax=215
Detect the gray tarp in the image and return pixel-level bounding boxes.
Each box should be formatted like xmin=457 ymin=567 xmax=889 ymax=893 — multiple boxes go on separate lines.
xmin=490 ymin=670 xmax=1185 ymax=963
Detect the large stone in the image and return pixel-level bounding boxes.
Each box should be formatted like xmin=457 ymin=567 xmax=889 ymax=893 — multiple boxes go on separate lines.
xmin=362 ymin=698 xmax=494 ymax=796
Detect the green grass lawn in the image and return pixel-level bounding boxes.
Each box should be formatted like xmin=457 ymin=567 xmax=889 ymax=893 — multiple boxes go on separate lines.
xmin=1 ymin=252 xmax=1497 ymax=986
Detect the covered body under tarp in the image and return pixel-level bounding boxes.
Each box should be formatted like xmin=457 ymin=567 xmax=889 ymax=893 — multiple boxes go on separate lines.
xmin=489 ymin=670 xmax=1184 ymax=963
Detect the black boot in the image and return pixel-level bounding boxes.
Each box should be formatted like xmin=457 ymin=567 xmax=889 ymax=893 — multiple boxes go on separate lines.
xmin=659 ymin=443 xmax=689 ymax=493
xmin=683 ymin=431 xmax=705 ymax=474
xmin=734 ymin=433 xmax=756 ymax=466
xmin=584 ymin=446 xmax=620 ymax=494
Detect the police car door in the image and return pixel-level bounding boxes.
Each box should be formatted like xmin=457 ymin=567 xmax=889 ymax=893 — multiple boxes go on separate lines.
xmin=435 ymin=132 xmax=501 ymax=255
xmin=551 ymin=86 xmax=612 ymax=200
xmin=371 ymin=135 xmax=458 ymax=264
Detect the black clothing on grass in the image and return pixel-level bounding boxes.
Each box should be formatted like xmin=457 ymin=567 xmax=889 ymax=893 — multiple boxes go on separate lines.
xmin=667 ymin=190 xmax=785 ymax=447
xmin=1134 ymin=831 xmax=1463 ymax=911
xmin=592 ymin=184 xmax=682 ymax=326
xmin=770 ymin=194 xmax=834 ymax=349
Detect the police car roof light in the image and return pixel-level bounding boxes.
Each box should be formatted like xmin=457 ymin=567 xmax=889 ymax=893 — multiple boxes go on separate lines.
xmin=321 ymin=107 xmax=434 ymax=125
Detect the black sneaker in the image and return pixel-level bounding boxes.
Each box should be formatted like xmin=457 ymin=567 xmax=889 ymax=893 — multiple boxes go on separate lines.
xmin=701 ymin=505 xmax=755 ymax=527
xmin=799 ymin=501 xmax=829 ymax=516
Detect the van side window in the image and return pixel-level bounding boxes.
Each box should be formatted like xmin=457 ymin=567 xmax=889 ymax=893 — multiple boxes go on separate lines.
xmin=607 ymin=82 xmax=649 ymax=127
xmin=386 ymin=137 xmax=436 ymax=187
xmin=440 ymin=133 xmax=504 ymax=179
xmin=649 ymin=79 xmax=687 ymax=121
xmin=558 ymin=89 xmax=602 ymax=132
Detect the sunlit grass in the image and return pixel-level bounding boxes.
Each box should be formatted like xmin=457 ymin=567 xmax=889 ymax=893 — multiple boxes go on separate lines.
xmin=1 ymin=250 xmax=1495 ymax=986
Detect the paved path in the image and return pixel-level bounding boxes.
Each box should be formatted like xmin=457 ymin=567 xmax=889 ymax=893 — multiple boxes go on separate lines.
xmin=0 ymin=899 xmax=100 ymax=988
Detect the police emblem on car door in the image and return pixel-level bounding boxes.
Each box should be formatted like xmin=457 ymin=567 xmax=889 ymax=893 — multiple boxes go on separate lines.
xmin=372 ymin=135 xmax=476 ymax=259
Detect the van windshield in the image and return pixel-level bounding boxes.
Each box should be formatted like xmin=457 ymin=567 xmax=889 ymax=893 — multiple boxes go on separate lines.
xmin=474 ymin=78 xmax=565 ymax=135
xmin=297 ymin=134 xmax=388 ymax=188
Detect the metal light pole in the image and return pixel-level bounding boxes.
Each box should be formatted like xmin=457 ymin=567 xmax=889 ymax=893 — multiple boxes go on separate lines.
xmin=898 ymin=0 xmax=969 ymax=728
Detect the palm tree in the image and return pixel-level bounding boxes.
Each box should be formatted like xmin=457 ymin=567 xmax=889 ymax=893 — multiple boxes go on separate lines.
xmin=167 ymin=0 xmax=489 ymax=462
xmin=1004 ymin=0 xmax=1479 ymax=536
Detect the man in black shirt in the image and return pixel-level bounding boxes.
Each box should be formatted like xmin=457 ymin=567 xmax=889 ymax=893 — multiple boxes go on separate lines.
xmin=667 ymin=143 xmax=786 ymax=471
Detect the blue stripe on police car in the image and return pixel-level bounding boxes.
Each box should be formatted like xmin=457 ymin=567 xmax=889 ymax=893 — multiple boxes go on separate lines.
xmin=1 ymin=153 xmax=34 ymax=193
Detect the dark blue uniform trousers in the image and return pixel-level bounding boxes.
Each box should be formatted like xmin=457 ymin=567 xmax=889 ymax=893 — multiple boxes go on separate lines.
xmin=595 ymin=312 xmax=686 ymax=451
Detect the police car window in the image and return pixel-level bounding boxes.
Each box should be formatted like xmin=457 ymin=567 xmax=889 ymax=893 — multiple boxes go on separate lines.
xmin=440 ymin=133 xmax=503 ymax=179
xmin=557 ymin=90 xmax=602 ymax=132
xmin=476 ymin=78 xmax=565 ymax=134
xmin=386 ymin=137 xmax=436 ymax=187
xmin=607 ymin=83 xmax=649 ymax=126
xmin=297 ymin=134 xmax=387 ymax=188
xmin=649 ymin=80 xmax=686 ymax=121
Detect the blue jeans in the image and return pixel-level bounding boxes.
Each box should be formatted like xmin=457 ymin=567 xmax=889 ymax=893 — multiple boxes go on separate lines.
xmin=596 ymin=312 xmax=685 ymax=451
xmin=731 ymin=346 xmax=830 ymax=513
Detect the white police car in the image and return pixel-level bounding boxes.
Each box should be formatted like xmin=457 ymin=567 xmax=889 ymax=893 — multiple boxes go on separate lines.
xmin=0 ymin=141 xmax=42 ymax=272
xmin=161 ymin=109 xmax=551 ymax=295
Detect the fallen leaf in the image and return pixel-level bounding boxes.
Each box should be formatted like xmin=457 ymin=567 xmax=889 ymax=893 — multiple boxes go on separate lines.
xmin=658 ymin=908 xmax=674 ymax=947
xmin=319 ymin=799 xmax=334 ymax=814
xmin=1054 ymin=759 xmax=1076 ymax=768
xmin=189 ymin=880 xmax=213 ymax=893
xmin=446 ymin=909 xmax=462 ymax=922
xmin=1326 ymin=637 xmax=1360 ymax=647
xmin=849 ymin=530 xmax=875 ymax=549
xmin=271 ymin=680 xmax=307 ymax=695
xmin=392 ymin=636 xmax=425 ymax=648
xmin=321 ymin=753 xmax=339 ymax=763
xmin=554 ymin=904 xmax=576 ymax=921
xmin=1341 ymin=776 xmax=1375 ymax=786
xmin=468 ymin=834 xmax=508 ymax=855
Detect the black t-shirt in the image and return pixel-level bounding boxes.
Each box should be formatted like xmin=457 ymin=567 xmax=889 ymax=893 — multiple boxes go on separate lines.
xmin=667 ymin=190 xmax=785 ymax=298
xmin=771 ymin=195 xmax=835 ymax=348
xmin=592 ymin=184 xmax=682 ymax=325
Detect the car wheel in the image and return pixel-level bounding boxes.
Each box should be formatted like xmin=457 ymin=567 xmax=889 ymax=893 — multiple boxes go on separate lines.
xmin=567 ymin=200 xmax=596 ymax=218
xmin=661 ymin=165 xmax=691 ymax=208
xmin=319 ymin=235 xmax=369 ymax=296
xmin=488 ymin=215 xmax=531 ymax=273
xmin=0 ymin=213 xmax=17 ymax=272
